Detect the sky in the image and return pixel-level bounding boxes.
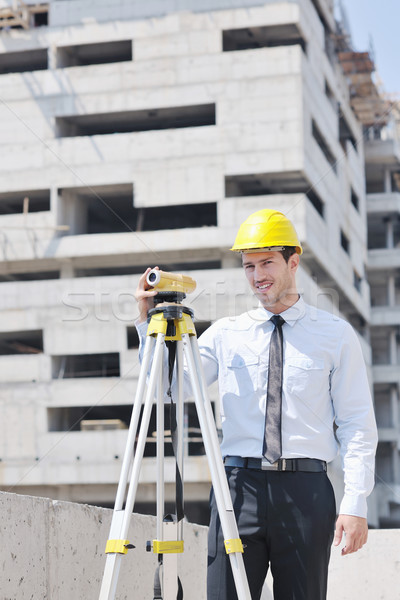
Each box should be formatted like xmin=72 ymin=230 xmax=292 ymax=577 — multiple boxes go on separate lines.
xmin=340 ymin=0 xmax=400 ymax=97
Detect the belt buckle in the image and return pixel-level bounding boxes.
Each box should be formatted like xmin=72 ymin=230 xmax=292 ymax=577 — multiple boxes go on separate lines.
xmin=261 ymin=459 xmax=278 ymax=471
xmin=263 ymin=458 xmax=289 ymax=471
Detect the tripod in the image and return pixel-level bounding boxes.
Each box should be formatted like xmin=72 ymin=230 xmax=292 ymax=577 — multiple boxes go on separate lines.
xmin=98 ymin=296 xmax=251 ymax=600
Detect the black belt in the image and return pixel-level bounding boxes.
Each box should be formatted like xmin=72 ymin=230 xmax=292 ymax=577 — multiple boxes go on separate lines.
xmin=224 ymin=456 xmax=327 ymax=472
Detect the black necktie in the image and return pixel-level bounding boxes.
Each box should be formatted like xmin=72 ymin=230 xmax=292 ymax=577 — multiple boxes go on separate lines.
xmin=263 ymin=315 xmax=285 ymax=463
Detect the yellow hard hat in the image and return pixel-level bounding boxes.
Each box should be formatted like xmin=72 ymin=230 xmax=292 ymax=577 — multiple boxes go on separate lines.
xmin=231 ymin=209 xmax=303 ymax=254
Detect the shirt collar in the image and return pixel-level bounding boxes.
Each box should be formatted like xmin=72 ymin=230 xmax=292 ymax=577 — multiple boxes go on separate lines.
xmin=255 ymin=296 xmax=306 ymax=327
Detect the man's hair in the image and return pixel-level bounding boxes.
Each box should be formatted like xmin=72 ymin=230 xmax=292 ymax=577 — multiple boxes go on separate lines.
xmin=280 ymin=247 xmax=297 ymax=263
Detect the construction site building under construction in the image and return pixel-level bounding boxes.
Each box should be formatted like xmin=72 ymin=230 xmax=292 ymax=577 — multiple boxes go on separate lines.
xmin=0 ymin=0 xmax=399 ymax=528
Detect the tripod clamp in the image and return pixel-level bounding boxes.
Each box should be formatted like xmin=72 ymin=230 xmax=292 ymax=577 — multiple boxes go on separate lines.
xmin=147 ymin=298 xmax=196 ymax=343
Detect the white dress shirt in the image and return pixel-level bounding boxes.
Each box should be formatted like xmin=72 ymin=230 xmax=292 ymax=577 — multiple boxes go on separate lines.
xmin=137 ymin=296 xmax=377 ymax=518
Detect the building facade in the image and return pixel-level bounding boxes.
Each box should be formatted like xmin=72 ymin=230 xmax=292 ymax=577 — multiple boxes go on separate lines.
xmin=0 ymin=0 xmax=391 ymax=525
xmin=365 ymin=110 xmax=400 ymax=528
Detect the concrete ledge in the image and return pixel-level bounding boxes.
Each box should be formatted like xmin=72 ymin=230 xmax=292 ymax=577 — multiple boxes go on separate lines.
xmin=0 ymin=491 xmax=207 ymax=599
xmin=1 ymin=491 xmax=399 ymax=599
xmin=261 ymin=529 xmax=400 ymax=600
xmin=327 ymin=528 xmax=400 ymax=600
xmin=262 ymin=528 xmax=400 ymax=599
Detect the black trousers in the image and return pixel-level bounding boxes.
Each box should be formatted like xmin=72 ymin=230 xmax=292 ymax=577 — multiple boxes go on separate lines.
xmin=207 ymin=467 xmax=336 ymax=600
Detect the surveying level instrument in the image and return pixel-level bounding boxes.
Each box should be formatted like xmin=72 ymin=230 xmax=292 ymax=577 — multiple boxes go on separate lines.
xmin=98 ymin=269 xmax=251 ymax=600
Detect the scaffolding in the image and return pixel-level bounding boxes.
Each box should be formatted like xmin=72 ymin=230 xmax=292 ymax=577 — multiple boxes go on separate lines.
xmin=338 ymin=50 xmax=390 ymax=128
xmin=0 ymin=1 xmax=48 ymax=30
xmin=331 ymin=8 xmax=391 ymax=129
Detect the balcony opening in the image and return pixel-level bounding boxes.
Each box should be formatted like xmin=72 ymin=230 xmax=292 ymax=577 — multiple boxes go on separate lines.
xmin=60 ymin=183 xmax=217 ymax=235
xmin=0 ymin=271 xmax=59 ymax=282
xmin=370 ymin=278 xmax=388 ymax=307
xmin=351 ymin=188 xmax=359 ymax=211
xmin=134 ymin=202 xmax=217 ymax=232
xmin=0 ymin=330 xmax=43 ymax=355
xmin=373 ymin=384 xmax=394 ymax=428
xmin=366 ymin=180 xmax=384 ymax=194
xmin=87 ymin=190 xmax=134 ymax=234
xmin=376 ymin=442 xmax=395 ymax=487
xmin=52 ymin=353 xmax=120 ymax=379
xmin=312 ymin=120 xmax=337 ymax=173
xmin=55 ymin=104 xmax=216 ymax=138
xmin=127 ymin=326 xmax=139 ymax=349
xmin=48 ymin=404 xmax=131 ymax=432
xmin=33 ymin=9 xmax=48 ymax=27
xmin=364 ymin=124 xmax=386 ymax=141
xmin=223 ymin=24 xmax=306 ymax=53
xmin=47 ymin=401 xmax=208 ymax=460
xmin=340 ymin=229 xmax=350 ymax=254
xmin=57 ymin=40 xmax=132 ymax=68
xmin=353 ymin=269 xmax=362 ymax=292
xmin=0 ymin=48 xmax=48 ymax=75
xmin=325 ymin=80 xmax=337 ymax=112
xmin=371 ymin=328 xmax=392 ymax=365
xmin=59 ymin=183 xmax=134 ymax=235
xmin=368 ymin=217 xmax=386 ymax=249
xmin=225 ymin=171 xmax=324 ymax=218
xmin=75 ymin=265 xmax=147 ymax=278
xmin=339 ymin=110 xmax=357 ymax=152
xmin=0 ymin=189 xmax=50 ymax=215
xmin=368 ymin=215 xmax=400 ymax=250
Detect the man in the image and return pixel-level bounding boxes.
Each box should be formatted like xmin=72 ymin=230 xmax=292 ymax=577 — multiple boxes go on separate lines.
xmin=135 ymin=209 xmax=378 ymax=600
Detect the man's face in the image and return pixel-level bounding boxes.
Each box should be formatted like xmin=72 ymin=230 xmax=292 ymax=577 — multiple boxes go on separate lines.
xmin=242 ymin=250 xmax=299 ymax=313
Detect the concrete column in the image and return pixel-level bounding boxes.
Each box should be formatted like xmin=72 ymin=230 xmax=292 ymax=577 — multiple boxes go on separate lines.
xmin=59 ymin=191 xmax=87 ymax=235
xmin=384 ymin=168 xmax=392 ymax=193
xmin=60 ymin=260 xmax=75 ymax=279
xmin=387 ymin=275 xmax=396 ymax=307
xmin=385 ymin=217 xmax=394 ymax=249
xmin=50 ymin=186 xmax=58 ymax=213
xmin=390 ymin=385 xmax=398 ymax=428
xmin=47 ymin=43 xmax=57 ymax=70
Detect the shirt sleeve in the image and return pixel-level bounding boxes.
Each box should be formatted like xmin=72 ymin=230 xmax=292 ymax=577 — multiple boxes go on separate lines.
xmin=136 ymin=319 xmax=148 ymax=362
xmin=196 ymin=324 xmax=219 ymax=387
xmin=330 ymin=323 xmax=378 ymax=518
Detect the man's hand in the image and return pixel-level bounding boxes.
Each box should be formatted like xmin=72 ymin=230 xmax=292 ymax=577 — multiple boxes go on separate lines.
xmin=135 ymin=267 xmax=159 ymax=323
xmin=333 ymin=514 xmax=368 ymax=556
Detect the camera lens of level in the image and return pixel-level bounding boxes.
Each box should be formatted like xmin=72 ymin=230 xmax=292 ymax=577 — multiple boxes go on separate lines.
xmin=148 ymin=272 xmax=157 ymax=283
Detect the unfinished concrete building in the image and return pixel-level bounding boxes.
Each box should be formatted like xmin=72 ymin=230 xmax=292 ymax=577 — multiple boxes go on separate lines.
xmin=333 ymin=19 xmax=400 ymax=527
xmin=365 ymin=105 xmax=400 ymax=527
xmin=0 ymin=0 xmax=392 ymax=526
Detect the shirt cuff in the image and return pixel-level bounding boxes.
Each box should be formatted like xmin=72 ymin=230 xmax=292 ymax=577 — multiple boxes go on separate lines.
xmin=339 ymin=494 xmax=368 ymax=519
xmin=135 ymin=319 xmax=148 ymax=336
